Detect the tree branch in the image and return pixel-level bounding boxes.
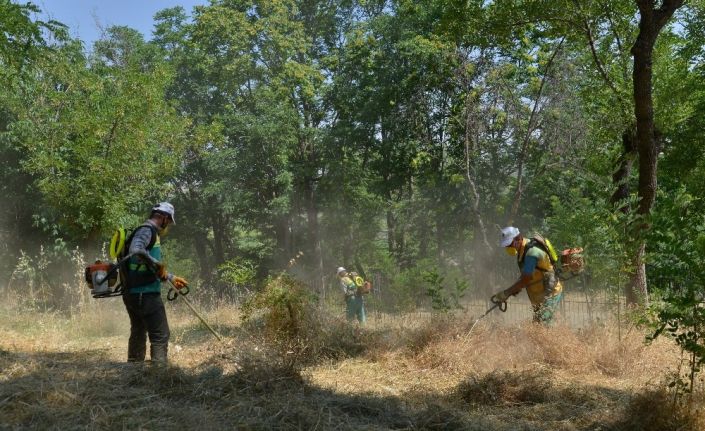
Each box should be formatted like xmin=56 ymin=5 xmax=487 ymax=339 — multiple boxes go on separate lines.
xmin=575 ymin=1 xmax=624 ymax=103
xmin=509 ymin=37 xmax=564 ymax=221
xmin=655 ymin=0 xmax=685 ymax=30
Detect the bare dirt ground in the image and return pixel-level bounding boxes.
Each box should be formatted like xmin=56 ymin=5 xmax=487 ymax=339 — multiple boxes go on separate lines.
xmin=0 ymin=296 xmax=702 ymax=430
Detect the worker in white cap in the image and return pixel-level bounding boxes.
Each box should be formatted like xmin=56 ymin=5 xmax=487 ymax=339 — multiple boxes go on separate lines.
xmin=121 ymin=202 xmax=188 ymax=364
xmin=494 ymin=227 xmax=563 ymax=324
xmin=337 ymin=266 xmax=365 ymax=324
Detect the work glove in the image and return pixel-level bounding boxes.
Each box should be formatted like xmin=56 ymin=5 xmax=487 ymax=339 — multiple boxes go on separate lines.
xmin=491 ymin=290 xmax=510 ymax=304
xmin=172 ymin=276 xmax=188 ymax=290
xmin=156 ymin=263 xmax=168 ymax=281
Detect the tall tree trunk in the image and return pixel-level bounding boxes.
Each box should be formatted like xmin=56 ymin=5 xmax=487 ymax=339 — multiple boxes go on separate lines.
xmin=436 ymin=218 xmax=445 ymax=269
xmin=304 ymin=178 xmax=324 ymax=293
xmin=627 ymin=0 xmax=683 ymax=305
xmin=464 ymin=89 xmax=491 ymax=250
xmin=610 ymin=129 xmax=637 ymax=213
xmin=209 ymin=212 xmax=226 ymax=268
xmin=343 ymin=222 xmax=354 ymax=269
xmin=611 ymin=129 xmax=639 ymax=305
xmin=193 ymin=230 xmax=211 ymax=283
xmin=464 ymin=85 xmax=494 ymax=295
xmin=275 ymin=212 xmax=292 ymax=268
xmin=386 ymin=208 xmax=396 ymax=255
xmin=418 ymin=217 xmax=430 ymax=259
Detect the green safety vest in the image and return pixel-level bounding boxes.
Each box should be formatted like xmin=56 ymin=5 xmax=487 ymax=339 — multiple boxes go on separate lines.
xmin=126 ymin=225 xmax=162 ymax=294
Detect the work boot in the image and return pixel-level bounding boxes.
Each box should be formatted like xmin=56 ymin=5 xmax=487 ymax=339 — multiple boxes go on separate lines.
xmin=150 ymin=343 xmax=168 ymax=365
xmin=127 ymin=338 xmax=146 ymax=362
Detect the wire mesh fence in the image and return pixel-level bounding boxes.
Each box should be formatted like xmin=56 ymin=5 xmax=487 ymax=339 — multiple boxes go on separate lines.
xmin=332 ymin=290 xmax=627 ymax=332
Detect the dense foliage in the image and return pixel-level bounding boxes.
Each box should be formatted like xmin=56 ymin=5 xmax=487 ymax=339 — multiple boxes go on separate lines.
xmin=1 ymin=0 xmax=704 ymax=317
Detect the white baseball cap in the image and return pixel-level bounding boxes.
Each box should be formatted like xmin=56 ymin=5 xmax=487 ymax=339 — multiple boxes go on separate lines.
xmin=152 ymin=202 xmax=175 ymax=224
xmin=500 ymin=226 xmax=520 ymax=247
xmin=336 ymin=267 xmax=346 ymax=276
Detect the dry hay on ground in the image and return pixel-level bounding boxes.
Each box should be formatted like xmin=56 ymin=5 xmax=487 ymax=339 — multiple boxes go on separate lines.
xmin=0 ymin=302 xmax=703 ymax=430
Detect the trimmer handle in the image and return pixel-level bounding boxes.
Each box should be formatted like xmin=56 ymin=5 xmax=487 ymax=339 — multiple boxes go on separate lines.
xmin=167 ymin=283 xmax=190 ymax=301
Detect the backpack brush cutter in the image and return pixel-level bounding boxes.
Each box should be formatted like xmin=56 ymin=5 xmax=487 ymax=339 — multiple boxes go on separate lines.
xmin=464 ymin=247 xmax=586 ymax=338
xmin=84 ymin=252 xmax=223 ymax=342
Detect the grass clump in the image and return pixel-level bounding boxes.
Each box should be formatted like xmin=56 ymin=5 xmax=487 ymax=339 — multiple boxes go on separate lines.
xmin=239 ymin=274 xmax=375 ymax=366
xmin=455 ymin=367 xmax=555 ymax=406
xmin=612 ymin=387 xmax=705 ymax=431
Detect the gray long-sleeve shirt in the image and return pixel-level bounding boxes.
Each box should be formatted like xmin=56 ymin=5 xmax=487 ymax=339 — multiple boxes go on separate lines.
xmin=128 ymin=220 xmax=160 ymax=265
xmin=128 ymin=220 xmax=174 ymax=281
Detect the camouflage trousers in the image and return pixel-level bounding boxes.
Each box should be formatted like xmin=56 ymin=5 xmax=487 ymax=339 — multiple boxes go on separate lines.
xmin=532 ymin=292 xmax=563 ymax=325
xmin=345 ymin=294 xmax=366 ymax=324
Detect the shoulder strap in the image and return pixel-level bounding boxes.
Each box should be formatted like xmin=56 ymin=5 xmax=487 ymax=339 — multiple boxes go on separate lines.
xmin=123 ymin=223 xmax=158 ymax=256
xmin=519 ymin=239 xmax=538 ymax=265
xmin=522 ymin=236 xmax=557 ymax=271
xmin=531 ymin=233 xmax=557 ymax=264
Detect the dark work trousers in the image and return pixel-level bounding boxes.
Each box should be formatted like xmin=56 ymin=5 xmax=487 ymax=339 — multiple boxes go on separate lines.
xmin=122 ymin=292 xmax=170 ymax=363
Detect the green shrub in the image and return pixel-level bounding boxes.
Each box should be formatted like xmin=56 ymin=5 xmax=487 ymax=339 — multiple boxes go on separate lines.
xmin=240 ymin=274 xmax=377 ymax=366
xmin=217 ymin=257 xmax=257 ymax=299
xmin=423 ymin=267 xmax=468 ymax=312
xmin=240 ymin=274 xmax=315 ymax=339
xmin=646 ymin=188 xmax=705 ymax=399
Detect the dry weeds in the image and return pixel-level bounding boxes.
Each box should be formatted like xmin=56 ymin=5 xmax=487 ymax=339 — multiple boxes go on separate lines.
xmin=1 ymin=295 xmax=703 ymax=430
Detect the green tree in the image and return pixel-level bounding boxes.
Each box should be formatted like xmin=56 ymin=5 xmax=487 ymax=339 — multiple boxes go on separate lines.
xmin=8 ymin=28 xmax=188 ymax=240
xmin=0 ymin=1 xmax=67 ymax=281
xmin=154 ymin=1 xmax=337 ymax=292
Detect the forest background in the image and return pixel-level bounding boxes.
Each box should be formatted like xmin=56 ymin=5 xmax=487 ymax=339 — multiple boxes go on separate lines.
xmin=2 ymin=0 xmax=705 ymax=314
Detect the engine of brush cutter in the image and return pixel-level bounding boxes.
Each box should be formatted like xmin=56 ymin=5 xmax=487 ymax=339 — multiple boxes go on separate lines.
xmin=560 ymin=248 xmax=585 ymax=274
xmin=84 ymin=261 xmax=120 ymax=297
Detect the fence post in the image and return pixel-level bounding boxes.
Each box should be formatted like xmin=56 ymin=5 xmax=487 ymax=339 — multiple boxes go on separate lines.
xmin=617 ymin=292 xmax=622 ymax=343
xmin=584 ymin=289 xmax=593 ymax=324
xmin=617 ymin=271 xmax=622 ymax=343
xmin=560 ymin=292 xmax=566 ymax=325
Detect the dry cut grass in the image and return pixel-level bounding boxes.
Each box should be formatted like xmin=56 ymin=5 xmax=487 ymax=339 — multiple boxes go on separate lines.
xmin=1 ymin=295 xmax=703 ymax=430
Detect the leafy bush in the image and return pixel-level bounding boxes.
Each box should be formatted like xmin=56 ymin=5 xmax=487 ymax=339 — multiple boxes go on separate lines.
xmin=240 ymin=274 xmax=372 ymax=366
xmin=217 ymin=257 xmax=257 ymax=299
xmin=545 ymin=189 xmax=629 ymax=293
xmin=240 ymin=274 xmax=315 ymax=339
xmin=7 ymin=245 xmax=85 ymax=311
xmin=646 ymin=188 xmax=705 ymax=398
xmin=377 ymin=259 xmax=471 ymax=312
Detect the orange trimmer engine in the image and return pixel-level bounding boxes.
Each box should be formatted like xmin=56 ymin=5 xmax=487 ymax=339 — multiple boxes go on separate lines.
xmin=560 ymin=248 xmax=585 ymax=274
xmin=84 ymin=261 xmax=120 ymax=298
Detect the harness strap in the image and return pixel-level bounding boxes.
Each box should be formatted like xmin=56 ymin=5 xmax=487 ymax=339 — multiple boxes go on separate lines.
xmin=119 ymin=224 xmax=159 ymax=292
xmin=518 ymin=239 xmax=555 ymax=273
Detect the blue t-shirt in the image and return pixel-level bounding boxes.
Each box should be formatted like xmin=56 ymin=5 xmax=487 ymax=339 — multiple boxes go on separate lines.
xmin=523 ymin=255 xmax=538 ymax=275
xmin=522 ymin=245 xmax=546 ymax=275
